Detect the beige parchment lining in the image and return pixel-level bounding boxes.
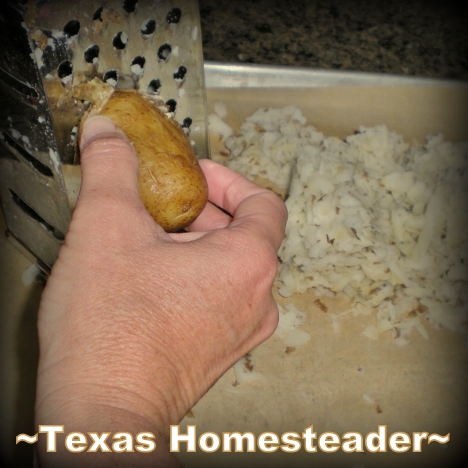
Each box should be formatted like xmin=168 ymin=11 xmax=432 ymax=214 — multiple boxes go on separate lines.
xmin=176 ymin=86 xmax=468 ymax=467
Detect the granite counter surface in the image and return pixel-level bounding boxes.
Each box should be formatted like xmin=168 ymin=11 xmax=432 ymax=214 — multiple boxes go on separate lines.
xmin=199 ymin=0 xmax=468 ymax=80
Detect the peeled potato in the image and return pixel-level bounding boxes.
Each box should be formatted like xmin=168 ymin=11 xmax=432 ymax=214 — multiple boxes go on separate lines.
xmin=77 ymin=81 xmax=208 ymax=232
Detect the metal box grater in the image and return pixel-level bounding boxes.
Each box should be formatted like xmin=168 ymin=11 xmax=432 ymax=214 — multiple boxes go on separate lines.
xmin=0 ymin=0 xmax=209 ymax=273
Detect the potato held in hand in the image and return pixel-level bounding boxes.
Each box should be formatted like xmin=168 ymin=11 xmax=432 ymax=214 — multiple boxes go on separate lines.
xmin=85 ymin=88 xmax=208 ymax=232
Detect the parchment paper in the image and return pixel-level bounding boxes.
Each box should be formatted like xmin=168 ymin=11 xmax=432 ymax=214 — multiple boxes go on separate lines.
xmin=176 ymin=86 xmax=468 ymax=467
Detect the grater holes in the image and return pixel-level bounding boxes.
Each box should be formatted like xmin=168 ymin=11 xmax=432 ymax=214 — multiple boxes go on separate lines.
xmin=166 ymin=8 xmax=182 ymax=24
xmin=181 ymin=117 xmax=192 ymax=135
xmin=141 ymin=19 xmax=156 ymax=36
xmin=113 ymin=32 xmax=129 ymax=50
xmin=123 ymin=0 xmax=138 ymax=14
xmin=70 ymin=126 xmax=78 ymax=143
xmin=84 ymin=45 xmax=100 ymax=65
xmin=182 ymin=117 xmax=192 ymax=128
xmin=103 ymin=69 xmax=119 ymax=87
xmin=57 ymin=60 xmax=73 ymax=86
xmin=93 ymin=6 xmax=104 ymax=22
xmin=173 ymin=66 xmax=187 ymax=83
xmin=64 ymin=20 xmax=81 ymax=38
xmin=130 ymin=56 xmax=146 ymax=77
xmin=165 ymin=99 xmax=177 ymax=113
xmin=157 ymin=43 xmax=172 ymax=61
xmin=9 ymin=189 xmax=65 ymax=241
xmin=0 ymin=131 xmax=53 ymax=178
xmin=147 ymin=79 xmax=161 ymax=94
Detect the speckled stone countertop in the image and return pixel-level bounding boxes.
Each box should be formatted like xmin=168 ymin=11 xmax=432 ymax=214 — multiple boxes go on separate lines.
xmin=199 ymin=0 xmax=468 ymax=80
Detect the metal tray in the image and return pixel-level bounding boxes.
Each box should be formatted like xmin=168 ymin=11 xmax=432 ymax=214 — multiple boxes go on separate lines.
xmin=1 ymin=61 xmax=468 ymax=468
xmin=176 ymin=61 xmax=468 ymax=468
xmin=203 ymin=61 xmax=468 ymax=88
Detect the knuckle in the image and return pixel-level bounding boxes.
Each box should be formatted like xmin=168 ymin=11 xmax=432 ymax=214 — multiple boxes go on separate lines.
xmin=262 ymin=304 xmax=280 ymax=337
xmin=268 ymin=191 xmax=288 ymax=226
xmin=263 ymin=248 xmax=280 ymax=283
xmin=278 ymin=197 xmax=289 ymax=222
xmin=79 ymin=136 xmax=140 ymax=203
xmin=247 ymin=238 xmax=279 ymax=284
xmin=81 ymin=137 xmax=137 ymax=168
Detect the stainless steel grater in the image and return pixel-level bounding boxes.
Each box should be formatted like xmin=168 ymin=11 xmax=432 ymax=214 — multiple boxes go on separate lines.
xmin=0 ymin=0 xmax=209 ymax=273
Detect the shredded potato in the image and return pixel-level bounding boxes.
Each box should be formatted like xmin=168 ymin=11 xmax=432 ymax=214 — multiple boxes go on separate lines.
xmin=210 ymin=106 xmax=468 ymax=344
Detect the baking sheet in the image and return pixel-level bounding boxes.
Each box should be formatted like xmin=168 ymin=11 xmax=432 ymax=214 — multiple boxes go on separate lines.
xmin=175 ymin=82 xmax=468 ymax=467
xmin=204 ymin=61 xmax=468 ymax=89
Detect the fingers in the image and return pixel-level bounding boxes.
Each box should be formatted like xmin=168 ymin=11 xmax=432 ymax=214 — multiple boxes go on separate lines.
xmin=199 ymin=159 xmax=288 ymax=250
xmin=186 ymin=201 xmax=232 ymax=232
xmin=79 ymin=116 xmax=140 ymax=203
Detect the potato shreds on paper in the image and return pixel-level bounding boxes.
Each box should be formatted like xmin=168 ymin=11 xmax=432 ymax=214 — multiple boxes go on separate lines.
xmin=210 ymin=106 xmax=468 ymax=344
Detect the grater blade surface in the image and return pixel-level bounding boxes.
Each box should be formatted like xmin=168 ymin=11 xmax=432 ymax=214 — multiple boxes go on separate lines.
xmin=0 ymin=0 xmax=209 ymax=272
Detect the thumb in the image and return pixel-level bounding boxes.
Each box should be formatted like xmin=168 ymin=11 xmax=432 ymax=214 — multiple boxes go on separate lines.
xmin=79 ymin=115 xmax=139 ymax=201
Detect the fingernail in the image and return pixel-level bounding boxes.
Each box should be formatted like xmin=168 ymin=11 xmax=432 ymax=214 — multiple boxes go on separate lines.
xmin=80 ymin=115 xmax=128 ymax=148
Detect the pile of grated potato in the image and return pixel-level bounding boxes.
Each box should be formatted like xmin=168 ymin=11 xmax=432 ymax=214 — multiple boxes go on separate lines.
xmin=209 ymin=105 xmax=468 ymax=345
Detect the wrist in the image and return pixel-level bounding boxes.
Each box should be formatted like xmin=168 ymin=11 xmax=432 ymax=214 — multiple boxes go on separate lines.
xmin=35 ymin=347 xmax=190 ymax=430
xmin=36 ymin=288 xmax=198 ymax=429
xmin=35 ymin=369 xmax=181 ymax=467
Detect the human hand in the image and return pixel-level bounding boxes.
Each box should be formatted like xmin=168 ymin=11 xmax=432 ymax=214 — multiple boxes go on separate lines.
xmin=35 ymin=116 xmax=287 ymax=466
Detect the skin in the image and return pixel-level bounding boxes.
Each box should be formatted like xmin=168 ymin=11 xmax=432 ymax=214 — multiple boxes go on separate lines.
xmin=35 ymin=115 xmax=287 ymax=467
